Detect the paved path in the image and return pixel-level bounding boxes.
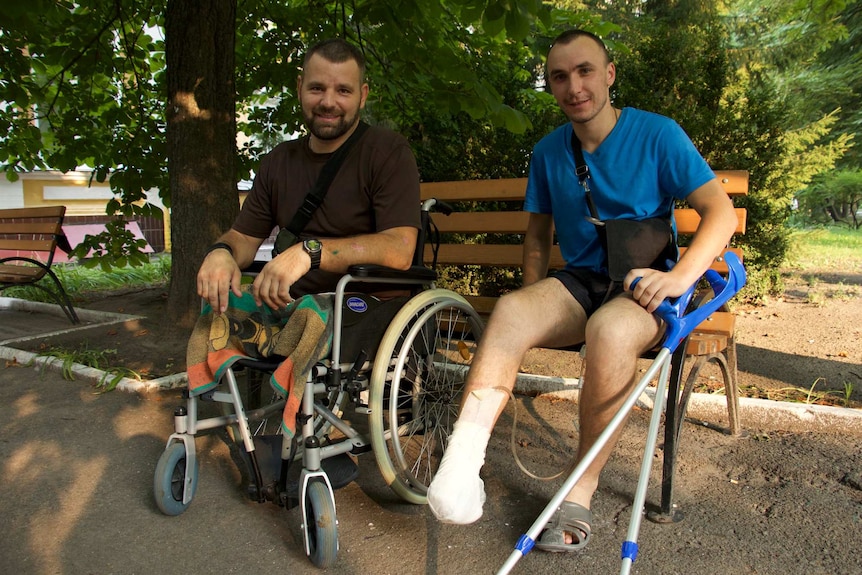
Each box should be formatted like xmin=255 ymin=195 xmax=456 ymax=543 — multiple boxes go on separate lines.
xmin=2 ymin=361 xmax=861 ymax=575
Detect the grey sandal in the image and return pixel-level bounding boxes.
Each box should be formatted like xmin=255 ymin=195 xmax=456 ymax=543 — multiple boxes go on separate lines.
xmin=535 ymin=501 xmax=592 ymax=553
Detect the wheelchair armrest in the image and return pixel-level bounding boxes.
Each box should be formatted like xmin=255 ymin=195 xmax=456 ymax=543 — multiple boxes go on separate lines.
xmin=243 ymin=260 xmax=267 ymax=275
xmin=346 ymin=263 xmax=437 ymax=282
xmin=242 ymin=261 xmax=436 ymax=283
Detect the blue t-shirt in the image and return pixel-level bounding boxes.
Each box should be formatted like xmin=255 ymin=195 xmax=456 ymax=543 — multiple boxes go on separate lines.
xmin=524 ymin=108 xmax=715 ymax=273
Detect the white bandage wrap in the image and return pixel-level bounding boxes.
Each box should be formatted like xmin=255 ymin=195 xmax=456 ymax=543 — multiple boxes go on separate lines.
xmin=459 ymin=387 xmax=509 ymax=428
xmin=427 ymin=420 xmax=492 ymax=524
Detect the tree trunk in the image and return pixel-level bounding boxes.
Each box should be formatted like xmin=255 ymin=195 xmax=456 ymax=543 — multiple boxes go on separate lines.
xmin=165 ymin=0 xmax=238 ymax=328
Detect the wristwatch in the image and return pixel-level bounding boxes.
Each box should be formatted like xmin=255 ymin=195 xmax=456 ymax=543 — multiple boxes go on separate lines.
xmin=302 ymin=238 xmax=322 ymax=270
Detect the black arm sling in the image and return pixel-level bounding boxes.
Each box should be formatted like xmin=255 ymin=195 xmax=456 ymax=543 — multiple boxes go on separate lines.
xmin=570 ymin=130 xmax=676 ymax=282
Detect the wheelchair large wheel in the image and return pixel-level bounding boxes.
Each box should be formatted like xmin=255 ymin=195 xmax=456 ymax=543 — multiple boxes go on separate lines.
xmin=153 ymin=442 xmax=198 ymax=516
xmin=368 ymin=289 xmax=483 ymax=504
xmin=302 ymin=480 xmax=338 ymax=568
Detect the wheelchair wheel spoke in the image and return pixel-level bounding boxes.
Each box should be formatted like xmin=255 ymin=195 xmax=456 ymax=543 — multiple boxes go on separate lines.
xmin=368 ymin=290 xmax=484 ymax=504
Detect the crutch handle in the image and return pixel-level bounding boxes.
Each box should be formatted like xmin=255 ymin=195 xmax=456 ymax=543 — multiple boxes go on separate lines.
xmin=631 ymin=251 xmax=746 ymax=353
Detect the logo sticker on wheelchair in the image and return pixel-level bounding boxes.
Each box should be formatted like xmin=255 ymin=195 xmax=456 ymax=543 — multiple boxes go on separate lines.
xmin=346 ymin=296 xmax=368 ymax=313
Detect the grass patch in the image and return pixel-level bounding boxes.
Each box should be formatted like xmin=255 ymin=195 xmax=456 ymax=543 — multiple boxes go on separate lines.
xmin=31 ymin=344 xmax=142 ymax=393
xmin=3 ymin=255 xmax=171 ymax=304
xmin=785 ymin=228 xmax=862 ymax=272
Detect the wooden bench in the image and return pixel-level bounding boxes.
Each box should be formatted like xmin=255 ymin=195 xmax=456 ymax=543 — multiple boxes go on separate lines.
xmin=420 ymin=170 xmax=748 ymax=522
xmin=0 ymin=206 xmax=79 ymax=324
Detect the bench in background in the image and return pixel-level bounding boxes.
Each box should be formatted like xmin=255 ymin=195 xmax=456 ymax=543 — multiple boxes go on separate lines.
xmin=0 ymin=206 xmax=79 ymax=324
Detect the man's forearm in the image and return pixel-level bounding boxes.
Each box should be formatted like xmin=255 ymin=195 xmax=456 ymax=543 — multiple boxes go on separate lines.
xmin=315 ymin=226 xmax=418 ymax=274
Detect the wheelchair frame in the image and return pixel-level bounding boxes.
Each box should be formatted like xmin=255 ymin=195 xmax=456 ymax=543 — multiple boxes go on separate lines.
xmin=153 ymin=201 xmax=485 ymax=568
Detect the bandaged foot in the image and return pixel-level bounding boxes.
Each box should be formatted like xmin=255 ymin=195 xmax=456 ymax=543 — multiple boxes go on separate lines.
xmin=427 ymin=388 xmax=507 ymax=524
xmin=427 ymin=420 xmax=491 ymax=524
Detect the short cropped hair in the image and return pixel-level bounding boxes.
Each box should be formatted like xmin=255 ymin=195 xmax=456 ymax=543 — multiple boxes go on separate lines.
xmin=304 ymin=38 xmax=367 ymax=83
xmin=549 ymin=29 xmax=612 ymax=65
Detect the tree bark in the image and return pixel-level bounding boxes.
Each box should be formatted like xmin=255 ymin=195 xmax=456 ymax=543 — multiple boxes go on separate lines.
xmin=165 ymin=0 xmax=238 ymax=328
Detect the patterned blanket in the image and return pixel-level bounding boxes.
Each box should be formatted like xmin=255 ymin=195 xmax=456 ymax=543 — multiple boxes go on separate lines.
xmin=186 ymin=288 xmax=333 ymax=437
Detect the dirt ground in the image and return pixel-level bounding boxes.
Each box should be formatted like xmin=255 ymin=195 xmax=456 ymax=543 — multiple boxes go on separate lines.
xmin=16 ymin=266 xmax=862 ymax=407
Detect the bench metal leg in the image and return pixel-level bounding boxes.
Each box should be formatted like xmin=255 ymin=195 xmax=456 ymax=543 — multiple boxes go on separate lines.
xmin=45 ymin=267 xmax=80 ymax=324
xmin=725 ymin=336 xmax=742 ymax=436
xmin=649 ymin=344 xmax=688 ymax=524
xmin=649 ymin=342 xmax=745 ymax=524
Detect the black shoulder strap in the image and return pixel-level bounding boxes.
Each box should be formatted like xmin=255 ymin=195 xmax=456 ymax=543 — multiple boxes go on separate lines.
xmin=272 ymin=121 xmax=370 ymax=255
xmin=571 ymin=129 xmax=601 ymax=221
xmin=572 ymin=125 xmax=673 ymax=224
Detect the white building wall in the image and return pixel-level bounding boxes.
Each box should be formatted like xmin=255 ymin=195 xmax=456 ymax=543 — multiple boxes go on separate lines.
xmin=0 ymin=178 xmax=25 ymax=209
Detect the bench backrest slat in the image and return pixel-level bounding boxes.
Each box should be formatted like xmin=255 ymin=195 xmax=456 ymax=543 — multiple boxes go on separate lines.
xmin=0 ymin=222 xmax=64 ymax=235
xmin=425 ymin=244 xmax=742 ymax=273
xmin=0 ymin=239 xmax=58 ymax=252
xmin=0 ymin=206 xmax=66 ymax=220
xmin=675 ymin=208 xmax=747 ymax=235
xmin=429 ymin=207 xmax=747 ymax=236
xmin=420 ymin=170 xmax=748 ymax=201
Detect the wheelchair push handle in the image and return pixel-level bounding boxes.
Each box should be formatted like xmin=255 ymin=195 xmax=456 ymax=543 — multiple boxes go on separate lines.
xmin=631 ymin=251 xmax=746 ymax=353
xmin=422 ymin=197 xmax=454 ymax=216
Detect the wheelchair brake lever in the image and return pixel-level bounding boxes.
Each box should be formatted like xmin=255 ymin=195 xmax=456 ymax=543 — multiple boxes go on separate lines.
xmin=344 ymin=350 xmax=369 ymax=403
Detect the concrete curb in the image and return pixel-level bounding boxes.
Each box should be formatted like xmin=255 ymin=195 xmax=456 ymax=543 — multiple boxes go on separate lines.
xmin=0 ymin=345 xmax=188 ymax=392
xmin=516 ymin=372 xmax=862 ymax=435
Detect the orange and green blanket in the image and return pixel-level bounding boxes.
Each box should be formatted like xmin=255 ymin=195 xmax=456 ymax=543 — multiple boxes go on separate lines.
xmin=186 ymin=288 xmax=333 ymax=437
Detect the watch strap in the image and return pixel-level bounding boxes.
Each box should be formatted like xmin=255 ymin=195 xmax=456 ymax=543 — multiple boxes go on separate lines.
xmin=205 ymin=242 xmax=233 ymax=257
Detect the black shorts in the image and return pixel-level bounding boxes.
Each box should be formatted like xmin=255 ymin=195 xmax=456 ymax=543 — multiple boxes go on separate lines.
xmin=550 ymin=269 xmax=625 ymax=317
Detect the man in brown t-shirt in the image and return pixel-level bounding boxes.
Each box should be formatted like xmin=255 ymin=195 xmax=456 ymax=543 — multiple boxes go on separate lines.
xmin=198 ymin=38 xmax=421 ymax=314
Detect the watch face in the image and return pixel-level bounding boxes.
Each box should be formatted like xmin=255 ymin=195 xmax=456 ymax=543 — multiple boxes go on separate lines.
xmin=304 ymin=239 xmax=321 ymax=252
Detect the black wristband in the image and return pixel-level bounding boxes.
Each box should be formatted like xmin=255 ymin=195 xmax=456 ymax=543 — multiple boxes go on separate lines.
xmin=205 ymin=242 xmax=233 ymax=257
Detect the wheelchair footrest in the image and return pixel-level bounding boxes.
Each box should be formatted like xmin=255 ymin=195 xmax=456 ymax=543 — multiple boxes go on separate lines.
xmin=280 ymin=453 xmax=359 ymax=510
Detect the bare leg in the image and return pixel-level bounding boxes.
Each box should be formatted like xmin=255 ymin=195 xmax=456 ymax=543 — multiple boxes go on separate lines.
xmin=427 ymin=279 xmax=586 ymax=523
xmin=559 ymin=296 xmax=662 ymax=542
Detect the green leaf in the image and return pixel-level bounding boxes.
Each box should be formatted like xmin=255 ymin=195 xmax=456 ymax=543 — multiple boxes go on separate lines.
xmin=505 ymin=7 xmax=531 ymax=41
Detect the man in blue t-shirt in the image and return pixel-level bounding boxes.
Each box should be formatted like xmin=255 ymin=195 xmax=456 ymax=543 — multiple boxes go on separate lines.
xmin=427 ymin=29 xmax=738 ymax=552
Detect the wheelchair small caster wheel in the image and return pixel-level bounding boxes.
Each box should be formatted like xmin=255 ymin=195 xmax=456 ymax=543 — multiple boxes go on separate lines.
xmin=154 ymin=443 xmax=198 ymax=516
xmin=302 ymin=480 xmax=338 ymax=567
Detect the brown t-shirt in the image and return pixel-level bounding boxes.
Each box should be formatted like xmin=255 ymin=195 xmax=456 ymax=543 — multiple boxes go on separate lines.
xmin=233 ymin=124 xmax=421 ymax=296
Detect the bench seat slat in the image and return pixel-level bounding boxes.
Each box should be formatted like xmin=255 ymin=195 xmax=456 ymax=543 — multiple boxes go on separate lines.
xmin=431 ymin=211 xmax=530 ymax=234
xmin=689 ymin=310 xmax=736 ymax=336
xmin=0 ymin=264 xmax=46 ymax=282
xmin=686 ymin=333 xmax=728 ymax=355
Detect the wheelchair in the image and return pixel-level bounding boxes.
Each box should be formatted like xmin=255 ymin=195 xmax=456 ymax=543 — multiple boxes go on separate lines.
xmin=153 ymin=199 xmax=484 ymax=568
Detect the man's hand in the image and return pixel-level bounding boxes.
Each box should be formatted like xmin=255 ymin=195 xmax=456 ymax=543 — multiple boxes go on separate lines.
xmin=251 ymin=244 xmax=311 ymax=310
xmin=197 ymin=249 xmax=243 ymax=314
xmin=624 ymin=268 xmax=691 ymax=313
